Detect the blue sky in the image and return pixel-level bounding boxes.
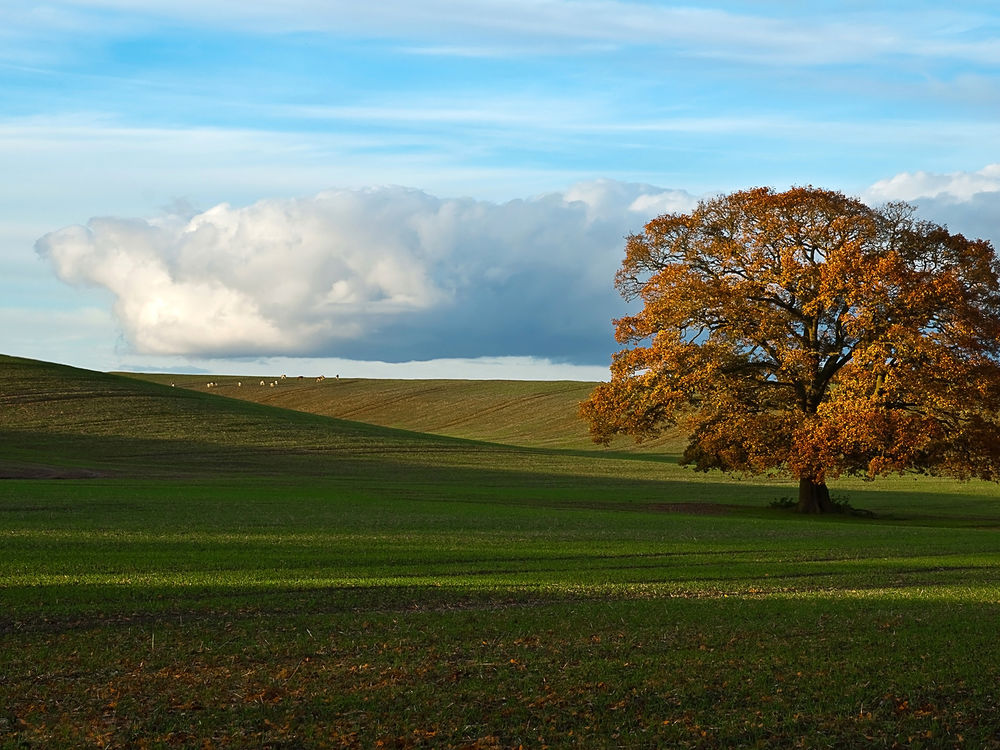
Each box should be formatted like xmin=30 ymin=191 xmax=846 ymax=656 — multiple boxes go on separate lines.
xmin=4 ymin=1 xmax=1000 ymax=378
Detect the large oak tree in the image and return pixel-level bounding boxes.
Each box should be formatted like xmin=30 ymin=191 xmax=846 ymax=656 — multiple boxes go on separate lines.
xmin=582 ymin=186 xmax=1000 ymax=512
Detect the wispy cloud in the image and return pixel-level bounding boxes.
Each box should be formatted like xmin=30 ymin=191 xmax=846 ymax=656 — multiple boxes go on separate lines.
xmin=17 ymin=1 xmax=1000 ymax=66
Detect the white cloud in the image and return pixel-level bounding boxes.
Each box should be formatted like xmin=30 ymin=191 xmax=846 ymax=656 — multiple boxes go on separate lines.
xmin=37 ymin=180 xmax=698 ymax=363
xmin=865 ymin=164 xmax=1000 ymax=202
xmin=864 ymin=164 xmax=1000 ymax=250
xmin=563 ymin=179 xmax=698 ymax=222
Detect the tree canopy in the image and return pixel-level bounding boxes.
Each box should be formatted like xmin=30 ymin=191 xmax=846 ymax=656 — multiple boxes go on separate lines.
xmin=581 ymin=186 xmax=1000 ymax=512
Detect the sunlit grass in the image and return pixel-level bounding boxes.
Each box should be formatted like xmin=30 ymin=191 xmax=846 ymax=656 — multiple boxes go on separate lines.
xmin=127 ymin=372 xmax=683 ymax=452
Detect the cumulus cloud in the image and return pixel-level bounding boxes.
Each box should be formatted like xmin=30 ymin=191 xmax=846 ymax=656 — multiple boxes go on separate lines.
xmin=37 ymin=181 xmax=698 ymax=363
xmin=864 ymin=164 xmax=1000 ymax=248
xmin=866 ymin=164 xmax=1000 ymax=203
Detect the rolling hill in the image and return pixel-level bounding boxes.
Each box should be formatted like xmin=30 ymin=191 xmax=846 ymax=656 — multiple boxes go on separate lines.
xmin=0 ymin=354 xmax=513 ymax=479
xmin=126 ymin=372 xmax=684 ymax=452
xmin=0 ymin=355 xmax=687 ymax=487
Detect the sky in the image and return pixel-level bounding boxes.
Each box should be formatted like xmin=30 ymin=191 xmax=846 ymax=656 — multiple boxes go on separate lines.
xmin=4 ymin=1 xmax=1000 ymax=380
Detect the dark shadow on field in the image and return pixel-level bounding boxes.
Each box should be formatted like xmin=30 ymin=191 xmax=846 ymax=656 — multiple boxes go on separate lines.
xmin=6 ymin=426 xmax=1000 ymax=525
xmin=0 ymin=427 xmax=765 ymax=509
xmin=5 ymin=587 xmax=1000 ymax=749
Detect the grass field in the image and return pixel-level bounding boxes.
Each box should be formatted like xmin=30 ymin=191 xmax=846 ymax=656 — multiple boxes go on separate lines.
xmin=3 ymin=354 xmax=1000 ymax=747
xmin=124 ymin=372 xmax=682 ymax=452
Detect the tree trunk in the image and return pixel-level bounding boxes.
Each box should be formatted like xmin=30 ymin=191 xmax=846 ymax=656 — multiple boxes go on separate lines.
xmin=797 ymin=477 xmax=834 ymax=513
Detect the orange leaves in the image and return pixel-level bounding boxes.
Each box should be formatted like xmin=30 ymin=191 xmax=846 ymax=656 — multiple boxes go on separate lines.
xmin=585 ymin=186 xmax=1000 ymax=490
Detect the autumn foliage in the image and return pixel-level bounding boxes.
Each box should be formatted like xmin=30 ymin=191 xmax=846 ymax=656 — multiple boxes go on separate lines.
xmin=581 ymin=186 xmax=1000 ymax=512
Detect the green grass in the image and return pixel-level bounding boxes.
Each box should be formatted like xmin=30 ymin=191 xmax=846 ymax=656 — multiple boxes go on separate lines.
xmin=125 ymin=372 xmax=684 ymax=452
xmin=4 ymin=354 xmax=1000 ymax=747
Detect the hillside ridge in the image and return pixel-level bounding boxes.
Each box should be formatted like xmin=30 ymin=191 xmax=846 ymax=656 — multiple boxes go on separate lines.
xmin=0 ymin=354 xmax=513 ymax=478
xmin=126 ymin=372 xmax=683 ymax=452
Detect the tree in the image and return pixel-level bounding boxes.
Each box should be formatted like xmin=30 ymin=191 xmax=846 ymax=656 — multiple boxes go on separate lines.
xmin=581 ymin=186 xmax=1000 ymax=512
